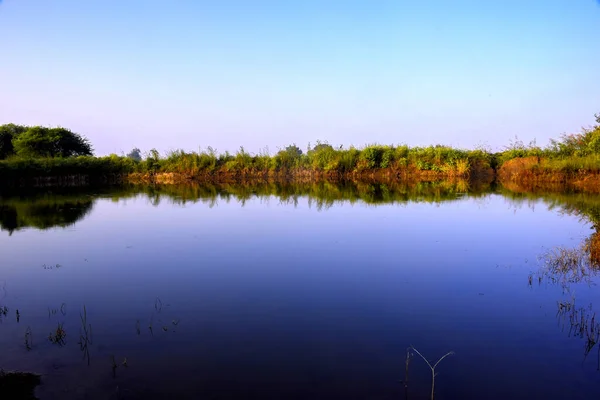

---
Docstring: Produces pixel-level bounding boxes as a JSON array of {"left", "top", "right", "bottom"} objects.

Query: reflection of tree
[
  {"left": 500, "top": 182, "right": 600, "bottom": 370},
  {"left": 555, "top": 293, "right": 599, "bottom": 369},
  {"left": 0, "top": 200, "right": 94, "bottom": 235},
  {"left": 532, "top": 235, "right": 600, "bottom": 370},
  {"left": 499, "top": 183, "right": 600, "bottom": 229},
  {"left": 124, "top": 179, "right": 493, "bottom": 209},
  {"left": 0, "top": 179, "right": 493, "bottom": 233}
]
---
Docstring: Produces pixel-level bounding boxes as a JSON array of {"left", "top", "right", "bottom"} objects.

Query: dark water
[{"left": 1, "top": 182, "right": 599, "bottom": 399}]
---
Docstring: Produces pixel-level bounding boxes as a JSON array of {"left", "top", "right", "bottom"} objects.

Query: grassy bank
[
  {"left": 497, "top": 155, "right": 600, "bottom": 192},
  {"left": 2, "top": 113, "right": 600, "bottom": 187},
  {"left": 496, "top": 113, "right": 600, "bottom": 188},
  {"left": 0, "top": 156, "right": 136, "bottom": 186},
  {"left": 0, "top": 144, "right": 494, "bottom": 186},
  {"left": 0, "top": 144, "right": 492, "bottom": 181}
]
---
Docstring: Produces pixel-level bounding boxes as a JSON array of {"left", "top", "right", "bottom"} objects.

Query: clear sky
[{"left": 0, "top": 0, "right": 599, "bottom": 156}]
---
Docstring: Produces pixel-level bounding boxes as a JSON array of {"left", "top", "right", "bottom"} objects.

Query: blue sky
[{"left": 0, "top": 0, "right": 599, "bottom": 156}]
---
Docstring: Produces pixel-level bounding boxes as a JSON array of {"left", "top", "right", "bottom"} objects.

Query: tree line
[{"left": 1, "top": 112, "right": 599, "bottom": 178}]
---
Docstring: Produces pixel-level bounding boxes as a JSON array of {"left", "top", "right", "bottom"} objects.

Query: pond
[{"left": 1, "top": 181, "right": 599, "bottom": 399}]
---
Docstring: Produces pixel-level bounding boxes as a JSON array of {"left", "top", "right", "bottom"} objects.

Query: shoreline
[{"left": 1, "top": 154, "right": 600, "bottom": 193}]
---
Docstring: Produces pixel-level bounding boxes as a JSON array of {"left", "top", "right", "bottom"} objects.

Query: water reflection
[
  {"left": 530, "top": 231, "right": 600, "bottom": 369},
  {"left": 510, "top": 183, "right": 600, "bottom": 369},
  {"left": 1, "top": 180, "right": 600, "bottom": 399},
  {"left": 1, "top": 180, "right": 493, "bottom": 232},
  {"left": 0, "top": 192, "right": 94, "bottom": 235},
  {"left": 3, "top": 179, "right": 600, "bottom": 236}
]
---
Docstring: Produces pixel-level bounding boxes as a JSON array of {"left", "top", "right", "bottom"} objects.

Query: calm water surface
[{"left": 1, "top": 183, "right": 599, "bottom": 399}]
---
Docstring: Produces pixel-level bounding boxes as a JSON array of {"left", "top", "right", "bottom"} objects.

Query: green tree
[
  {"left": 310, "top": 142, "right": 334, "bottom": 153},
  {"left": 145, "top": 148, "right": 161, "bottom": 173},
  {"left": 12, "top": 126, "right": 93, "bottom": 158},
  {"left": 0, "top": 124, "right": 28, "bottom": 159},
  {"left": 284, "top": 144, "right": 303, "bottom": 157},
  {"left": 126, "top": 147, "right": 142, "bottom": 161}
]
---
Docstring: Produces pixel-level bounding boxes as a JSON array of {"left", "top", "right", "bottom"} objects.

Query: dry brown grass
[{"left": 498, "top": 155, "right": 600, "bottom": 193}]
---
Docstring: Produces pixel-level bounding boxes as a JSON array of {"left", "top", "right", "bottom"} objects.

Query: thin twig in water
[
  {"left": 410, "top": 346, "right": 454, "bottom": 400},
  {"left": 401, "top": 347, "right": 412, "bottom": 400}
]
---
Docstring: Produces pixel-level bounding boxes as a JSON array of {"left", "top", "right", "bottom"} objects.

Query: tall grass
[
  {"left": 151, "top": 143, "right": 493, "bottom": 178},
  {"left": 0, "top": 143, "right": 494, "bottom": 183},
  {"left": 496, "top": 113, "right": 600, "bottom": 178},
  {"left": 1, "top": 112, "right": 599, "bottom": 184}
]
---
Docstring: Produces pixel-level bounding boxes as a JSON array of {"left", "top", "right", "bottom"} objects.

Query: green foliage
[
  {"left": 0, "top": 155, "right": 138, "bottom": 184},
  {"left": 0, "top": 124, "right": 28, "bottom": 159},
  {"left": 144, "top": 149, "right": 161, "bottom": 173},
  {"left": 496, "top": 112, "right": 600, "bottom": 170},
  {"left": 0, "top": 141, "right": 492, "bottom": 181},
  {"left": 309, "top": 142, "right": 334, "bottom": 153},
  {"left": 126, "top": 148, "right": 142, "bottom": 162},
  {"left": 359, "top": 146, "right": 384, "bottom": 169},
  {"left": 547, "top": 126, "right": 600, "bottom": 158},
  {"left": 307, "top": 142, "right": 338, "bottom": 171},
  {"left": 0, "top": 130, "right": 14, "bottom": 160},
  {"left": 284, "top": 144, "right": 302, "bottom": 157},
  {"left": 2, "top": 112, "right": 599, "bottom": 180},
  {"left": 9, "top": 126, "right": 92, "bottom": 158},
  {"left": 540, "top": 154, "right": 600, "bottom": 173}
]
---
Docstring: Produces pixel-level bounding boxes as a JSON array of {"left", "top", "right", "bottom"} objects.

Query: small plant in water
[
  {"left": 111, "top": 355, "right": 118, "bottom": 377},
  {"left": 538, "top": 241, "right": 600, "bottom": 368},
  {"left": 110, "top": 355, "right": 128, "bottom": 377},
  {"left": 49, "top": 322, "right": 66, "bottom": 346},
  {"left": 0, "top": 305, "right": 8, "bottom": 323},
  {"left": 78, "top": 305, "right": 93, "bottom": 365},
  {"left": 24, "top": 326, "right": 33, "bottom": 350}
]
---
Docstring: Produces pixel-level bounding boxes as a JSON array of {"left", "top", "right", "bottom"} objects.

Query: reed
[
  {"left": 24, "top": 326, "right": 32, "bottom": 351},
  {"left": 536, "top": 239, "right": 600, "bottom": 368},
  {"left": 0, "top": 143, "right": 494, "bottom": 184},
  {"left": 78, "top": 305, "right": 93, "bottom": 366}
]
